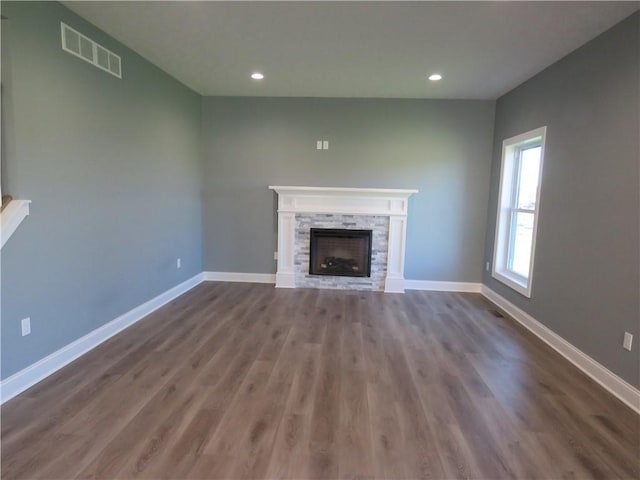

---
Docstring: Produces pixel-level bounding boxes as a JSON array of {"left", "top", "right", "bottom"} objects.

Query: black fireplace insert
[{"left": 309, "top": 228, "right": 372, "bottom": 277}]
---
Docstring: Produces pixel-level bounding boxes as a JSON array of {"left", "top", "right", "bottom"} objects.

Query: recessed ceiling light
[
  {"left": 251, "top": 72, "right": 264, "bottom": 80},
  {"left": 428, "top": 73, "right": 442, "bottom": 81}
]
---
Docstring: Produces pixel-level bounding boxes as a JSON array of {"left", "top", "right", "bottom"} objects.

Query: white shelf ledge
[
  {"left": 269, "top": 185, "right": 419, "bottom": 196},
  {"left": 1, "top": 200, "right": 32, "bottom": 249},
  {"left": 268, "top": 185, "right": 418, "bottom": 216}
]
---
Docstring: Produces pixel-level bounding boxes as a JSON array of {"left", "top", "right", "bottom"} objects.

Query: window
[{"left": 492, "top": 126, "right": 546, "bottom": 297}]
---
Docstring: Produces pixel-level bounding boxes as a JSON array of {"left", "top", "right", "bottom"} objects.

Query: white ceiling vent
[{"left": 61, "top": 22, "right": 121, "bottom": 79}]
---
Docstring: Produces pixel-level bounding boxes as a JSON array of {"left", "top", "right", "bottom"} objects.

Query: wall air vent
[{"left": 61, "top": 22, "right": 121, "bottom": 79}]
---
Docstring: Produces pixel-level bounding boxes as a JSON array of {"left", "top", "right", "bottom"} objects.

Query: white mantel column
[
  {"left": 275, "top": 212, "right": 296, "bottom": 288},
  {"left": 384, "top": 215, "right": 408, "bottom": 293}
]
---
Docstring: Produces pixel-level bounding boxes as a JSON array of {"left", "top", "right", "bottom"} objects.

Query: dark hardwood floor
[{"left": 1, "top": 282, "right": 638, "bottom": 479}]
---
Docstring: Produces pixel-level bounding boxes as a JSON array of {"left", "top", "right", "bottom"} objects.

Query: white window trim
[{"left": 492, "top": 126, "right": 546, "bottom": 298}]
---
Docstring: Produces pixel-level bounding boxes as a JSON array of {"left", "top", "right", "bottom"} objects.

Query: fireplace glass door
[{"left": 309, "top": 228, "right": 372, "bottom": 277}]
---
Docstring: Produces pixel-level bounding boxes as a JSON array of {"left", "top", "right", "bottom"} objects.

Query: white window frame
[{"left": 492, "top": 126, "right": 546, "bottom": 297}]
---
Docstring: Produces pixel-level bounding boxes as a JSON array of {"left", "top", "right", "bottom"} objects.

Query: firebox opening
[{"left": 309, "top": 228, "right": 373, "bottom": 277}]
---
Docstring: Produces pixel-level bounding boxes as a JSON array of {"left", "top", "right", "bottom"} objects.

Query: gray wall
[
  {"left": 201, "top": 97, "right": 495, "bottom": 281},
  {"left": 1, "top": 2, "right": 203, "bottom": 379},
  {"left": 483, "top": 13, "right": 639, "bottom": 387}
]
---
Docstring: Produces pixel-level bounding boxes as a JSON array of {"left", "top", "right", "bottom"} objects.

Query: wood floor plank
[
  {"left": 381, "top": 320, "right": 447, "bottom": 479},
  {"left": 367, "top": 382, "right": 407, "bottom": 479},
  {"left": 1, "top": 285, "right": 638, "bottom": 480},
  {"left": 228, "top": 320, "right": 314, "bottom": 479},
  {"left": 305, "top": 314, "right": 342, "bottom": 478},
  {"left": 265, "top": 412, "right": 308, "bottom": 480},
  {"left": 338, "top": 321, "right": 374, "bottom": 480},
  {"left": 286, "top": 344, "right": 321, "bottom": 416}
]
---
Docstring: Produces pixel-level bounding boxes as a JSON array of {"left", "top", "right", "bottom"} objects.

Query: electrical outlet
[
  {"left": 485, "top": 262, "right": 490, "bottom": 271},
  {"left": 273, "top": 251, "right": 278, "bottom": 261},
  {"left": 323, "top": 140, "right": 329, "bottom": 150},
  {"left": 623, "top": 332, "right": 633, "bottom": 351},
  {"left": 177, "top": 258, "right": 181, "bottom": 269},
  {"left": 316, "top": 140, "right": 322, "bottom": 150},
  {"left": 21, "top": 317, "right": 31, "bottom": 336}
]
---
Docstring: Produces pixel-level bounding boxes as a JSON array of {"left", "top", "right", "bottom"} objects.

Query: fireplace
[
  {"left": 309, "top": 228, "right": 372, "bottom": 277},
  {"left": 269, "top": 186, "right": 418, "bottom": 292}
]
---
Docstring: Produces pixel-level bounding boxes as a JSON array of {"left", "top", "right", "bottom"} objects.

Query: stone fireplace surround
[
  {"left": 269, "top": 186, "right": 418, "bottom": 293},
  {"left": 296, "top": 214, "right": 388, "bottom": 291}
]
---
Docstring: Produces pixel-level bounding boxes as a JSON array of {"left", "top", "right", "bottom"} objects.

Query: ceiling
[{"left": 62, "top": 1, "right": 639, "bottom": 99}]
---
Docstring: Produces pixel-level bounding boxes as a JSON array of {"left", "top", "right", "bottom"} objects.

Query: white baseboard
[
  {"left": 481, "top": 285, "right": 640, "bottom": 414},
  {"left": 0, "top": 273, "right": 204, "bottom": 404},
  {"left": 203, "top": 271, "right": 276, "bottom": 284},
  {"left": 405, "top": 280, "right": 482, "bottom": 293},
  {"left": 205, "top": 273, "right": 483, "bottom": 295},
  {"left": 203, "top": 273, "right": 482, "bottom": 293}
]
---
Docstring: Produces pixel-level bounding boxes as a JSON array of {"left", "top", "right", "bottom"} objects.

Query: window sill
[{"left": 492, "top": 269, "right": 532, "bottom": 298}]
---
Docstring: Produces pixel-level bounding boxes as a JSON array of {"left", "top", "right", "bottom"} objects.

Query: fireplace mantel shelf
[
  {"left": 268, "top": 186, "right": 418, "bottom": 217},
  {"left": 270, "top": 186, "right": 418, "bottom": 293},
  {"left": 269, "top": 186, "right": 419, "bottom": 196}
]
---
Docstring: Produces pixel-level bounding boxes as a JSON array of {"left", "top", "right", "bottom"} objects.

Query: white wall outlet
[
  {"left": 176, "top": 258, "right": 181, "bottom": 269},
  {"left": 623, "top": 332, "right": 633, "bottom": 351},
  {"left": 316, "top": 140, "right": 323, "bottom": 150},
  {"left": 485, "top": 261, "right": 490, "bottom": 271},
  {"left": 273, "top": 251, "right": 278, "bottom": 260},
  {"left": 323, "top": 140, "right": 329, "bottom": 150},
  {"left": 21, "top": 317, "right": 31, "bottom": 336}
]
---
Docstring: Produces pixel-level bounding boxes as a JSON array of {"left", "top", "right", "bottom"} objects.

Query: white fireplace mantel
[{"left": 269, "top": 186, "right": 418, "bottom": 293}]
